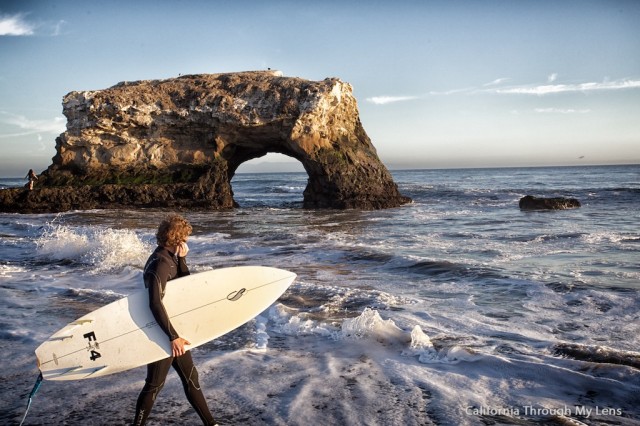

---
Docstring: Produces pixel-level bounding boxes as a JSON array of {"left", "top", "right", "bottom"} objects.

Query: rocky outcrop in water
[
  {"left": 519, "top": 195, "right": 581, "bottom": 210},
  {"left": 552, "top": 343, "right": 640, "bottom": 369},
  {"left": 0, "top": 71, "right": 411, "bottom": 213}
]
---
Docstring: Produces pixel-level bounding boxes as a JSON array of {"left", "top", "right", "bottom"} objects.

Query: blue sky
[{"left": 1, "top": 0, "right": 639, "bottom": 177}]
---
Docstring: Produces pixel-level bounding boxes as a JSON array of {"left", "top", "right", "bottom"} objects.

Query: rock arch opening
[{"left": 231, "top": 153, "right": 306, "bottom": 208}]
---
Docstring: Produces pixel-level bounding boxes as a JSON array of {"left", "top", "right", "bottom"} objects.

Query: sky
[{"left": 1, "top": 0, "right": 639, "bottom": 177}]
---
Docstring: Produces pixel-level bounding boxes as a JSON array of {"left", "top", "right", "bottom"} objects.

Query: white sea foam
[
  {"left": 581, "top": 231, "right": 628, "bottom": 245},
  {"left": 64, "top": 287, "right": 126, "bottom": 301},
  {"left": 400, "top": 325, "right": 482, "bottom": 364},
  {"left": 254, "top": 314, "right": 270, "bottom": 350},
  {"left": 0, "top": 264, "right": 26, "bottom": 276},
  {"left": 35, "top": 224, "right": 151, "bottom": 272},
  {"left": 267, "top": 303, "right": 336, "bottom": 337},
  {"left": 337, "top": 308, "right": 406, "bottom": 342}
]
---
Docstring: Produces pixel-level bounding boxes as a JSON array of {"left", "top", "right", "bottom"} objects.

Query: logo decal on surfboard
[{"left": 227, "top": 288, "right": 246, "bottom": 301}]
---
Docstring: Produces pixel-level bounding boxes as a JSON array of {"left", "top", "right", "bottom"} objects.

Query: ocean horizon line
[{"left": 1, "top": 162, "right": 638, "bottom": 180}]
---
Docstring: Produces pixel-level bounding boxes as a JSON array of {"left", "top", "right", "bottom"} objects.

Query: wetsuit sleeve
[
  {"left": 177, "top": 256, "right": 190, "bottom": 277},
  {"left": 145, "top": 262, "right": 180, "bottom": 342}
]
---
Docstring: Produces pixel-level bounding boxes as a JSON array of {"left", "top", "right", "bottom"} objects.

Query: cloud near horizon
[
  {"left": 483, "top": 78, "right": 511, "bottom": 87},
  {"left": 491, "top": 79, "right": 640, "bottom": 95},
  {"left": 534, "top": 108, "right": 591, "bottom": 114},
  {"left": 0, "top": 112, "right": 66, "bottom": 138},
  {"left": 366, "top": 95, "right": 420, "bottom": 105},
  {"left": 0, "top": 13, "right": 34, "bottom": 36},
  {"left": 367, "top": 78, "right": 640, "bottom": 105}
]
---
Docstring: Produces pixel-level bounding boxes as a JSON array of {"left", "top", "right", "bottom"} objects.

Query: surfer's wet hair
[{"left": 156, "top": 214, "right": 192, "bottom": 247}]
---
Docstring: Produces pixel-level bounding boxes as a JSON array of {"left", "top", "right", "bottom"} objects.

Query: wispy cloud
[
  {"left": 428, "top": 87, "right": 477, "bottom": 96},
  {"left": 534, "top": 108, "right": 591, "bottom": 114},
  {"left": 483, "top": 78, "right": 511, "bottom": 87},
  {"left": 0, "top": 13, "right": 67, "bottom": 36},
  {"left": 491, "top": 79, "right": 640, "bottom": 95},
  {"left": 366, "top": 95, "right": 420, "bottom": 105},
  {"left": 366, "top": 77, "right": 640, "bottom": 106},
  {"left": 0, "top": 112, "right": 66, "bottom": 138},
  {"left": 51, "top": 19, "right": 67, "bottom": 36},
  {"left": 0, "top": 13, "right": 35, "bottom": 36}
]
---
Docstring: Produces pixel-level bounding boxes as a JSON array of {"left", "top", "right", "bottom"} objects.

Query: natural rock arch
[
  {"left": 231, "top": 154, "right": 306, "bottom": 206},
  {"left": 0, "top": 71, "right": 411, "bottom": 213}
]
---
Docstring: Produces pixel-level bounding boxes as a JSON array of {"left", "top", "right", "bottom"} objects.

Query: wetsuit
[{"left": 133, "top": 246, "right": 216, "bottom": 426}]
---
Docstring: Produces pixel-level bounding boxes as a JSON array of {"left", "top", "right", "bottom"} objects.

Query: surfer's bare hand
[
  {"left": 171, "top": 337, "right": 191, "bottom": 357},
  {"left": 176, "top": 242, "right": 189, "bottom": 257}
]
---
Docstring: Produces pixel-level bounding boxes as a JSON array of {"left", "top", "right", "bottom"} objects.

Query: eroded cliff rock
[{"left": 1, "top": 71, "right": 411, "bottom": 213}]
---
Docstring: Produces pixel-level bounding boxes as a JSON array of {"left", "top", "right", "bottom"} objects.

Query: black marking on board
[
  {"left": 83, "top": 331, "right": 101, "bottom": 361},
  {"left": 227, "top": 288, "right": 246, "bottom": 302}
]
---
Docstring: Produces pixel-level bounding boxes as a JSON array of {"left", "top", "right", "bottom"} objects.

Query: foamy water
[{"left": 1, "top": 165, "right": 639, "bottom": 425}]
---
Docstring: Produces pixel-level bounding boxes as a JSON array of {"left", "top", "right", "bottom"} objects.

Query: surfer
[
  {"left": 25, "top": 169, "right": 38, "bottom": 190},
  {"left": 133, "top": 214, "right": 218, "bottom": 426}
]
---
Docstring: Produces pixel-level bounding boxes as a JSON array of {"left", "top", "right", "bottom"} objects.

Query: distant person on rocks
[
  {"left": 25, "top": 169, "right": 38, "bottom": 190},
  {"left": 133, "top": 214, "right": 218, "bottom": 426}
]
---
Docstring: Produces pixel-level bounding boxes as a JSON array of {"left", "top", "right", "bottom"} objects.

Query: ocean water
[
  {"left": 0, "top": 177, "right": 29, "bottom": 190},
  {"left": 1, "top": 165, "right": 639, "bottom": 426}
]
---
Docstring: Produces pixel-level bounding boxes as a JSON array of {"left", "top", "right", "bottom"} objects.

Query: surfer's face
[{"left": 175, "top": 241, "right": 189, "bottom": 257}]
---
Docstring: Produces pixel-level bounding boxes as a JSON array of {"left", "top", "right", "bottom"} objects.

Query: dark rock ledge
[{"left": 519, "top": 195, "right": 581, "bottom": 210}]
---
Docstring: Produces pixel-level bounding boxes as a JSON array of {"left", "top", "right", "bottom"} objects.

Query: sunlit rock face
[{"left": 1, "top": 71, "right": 411, "bottom": 213}]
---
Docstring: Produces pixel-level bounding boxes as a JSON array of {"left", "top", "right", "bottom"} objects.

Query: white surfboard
[{"left": 35, "top": 266, "right": 296, "bottom": 381}]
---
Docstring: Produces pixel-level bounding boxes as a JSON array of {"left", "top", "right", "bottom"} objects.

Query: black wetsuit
[{"left": 133, "top": 247, "right": 216, "bottom": 426}]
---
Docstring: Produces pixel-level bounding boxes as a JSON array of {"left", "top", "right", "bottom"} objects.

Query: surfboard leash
[{"left": 19, "top": 372, "right": 43, "bottom": 426}]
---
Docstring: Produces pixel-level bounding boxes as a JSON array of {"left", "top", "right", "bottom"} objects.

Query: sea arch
[
  {"left": 25, "top": 72, "right": 411, "bottom": 212},
  {"left": 209, "top": 122, "right": 403, "bottom": 209}
]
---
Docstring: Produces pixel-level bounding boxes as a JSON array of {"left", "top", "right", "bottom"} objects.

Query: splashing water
[{"left": 35, "top": 224, "right": 151, "bottom": 273}]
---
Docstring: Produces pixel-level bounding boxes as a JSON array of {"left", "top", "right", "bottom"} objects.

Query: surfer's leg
[
  {"left": 173, "top": 352, "right": 217, "bottom": 425},
  {"left": 133, "top": 357, "right": 173, "bottom": 426}
]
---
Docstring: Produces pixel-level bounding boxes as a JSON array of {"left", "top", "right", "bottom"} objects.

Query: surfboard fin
[
  {"left": 59, "top": 365, "right": 84, "bottom": 376},
  {"left": 49, "top": 335, "right": 74, "bottom": 341},
  {"left": 56, "top": 365, "right": 108, "bottom": 377},
  {"left": 87, "top": 365, "right": 108, "bottom": 376},
  {"left": 49, "top": 320, "right": 92, "bottom": 340}
]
